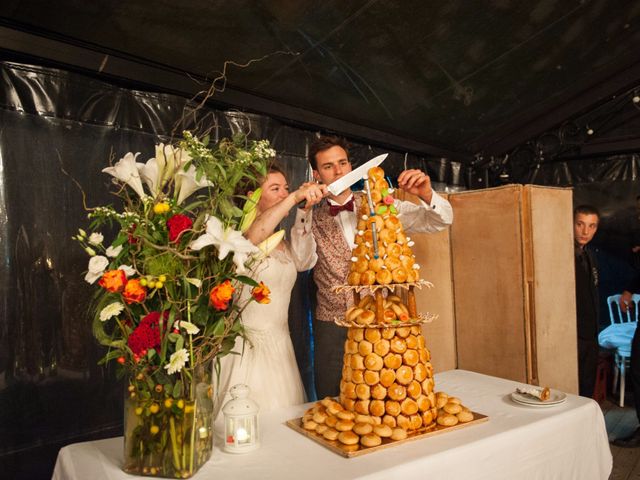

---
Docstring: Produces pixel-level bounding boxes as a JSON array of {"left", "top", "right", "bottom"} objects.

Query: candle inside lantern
[{"left": 222, "top": 384, "right": 260, "bottom": 453}]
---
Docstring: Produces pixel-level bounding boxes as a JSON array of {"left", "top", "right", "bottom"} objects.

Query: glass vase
[{"left": 123, "top": 360, "right": 214, "bottom": 478}]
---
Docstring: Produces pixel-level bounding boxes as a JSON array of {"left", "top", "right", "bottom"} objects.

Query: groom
[{"left": 290, "top": 135, "right": 453, "bottom": 399}]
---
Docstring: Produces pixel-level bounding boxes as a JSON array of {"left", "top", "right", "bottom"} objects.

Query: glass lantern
[{"left": 222, "top": 384, "right": 260, "bottom": 453}]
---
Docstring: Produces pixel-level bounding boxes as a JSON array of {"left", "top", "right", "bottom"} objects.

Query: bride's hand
[{"left": 293, "top": 182, "right": 327, "bottom": 210}]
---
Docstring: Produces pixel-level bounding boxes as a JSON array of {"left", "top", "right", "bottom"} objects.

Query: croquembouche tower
[
  {"left": 300, "top": 165, "right": 474, "bottom": 451},
  {"left": 338, "top": 165, "right": 440, "bottom": 433}
]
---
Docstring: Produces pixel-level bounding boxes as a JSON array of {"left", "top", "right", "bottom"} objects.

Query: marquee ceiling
[{"left": 1, "top": 0, "right": 640, "bottom": 161}]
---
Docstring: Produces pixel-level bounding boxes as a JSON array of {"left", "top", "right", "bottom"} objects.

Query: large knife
[{"left": 327, "top": 153, "right": 388, "bottom": 196}]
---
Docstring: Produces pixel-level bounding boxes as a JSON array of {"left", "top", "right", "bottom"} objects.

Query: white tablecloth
[{"left": 52, "top": 369, "right": 612, "bottom": 480}]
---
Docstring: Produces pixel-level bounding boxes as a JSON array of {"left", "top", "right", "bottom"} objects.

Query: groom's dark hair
[{"left": 308, "top": 135, "right": 350, "bottom": 170}]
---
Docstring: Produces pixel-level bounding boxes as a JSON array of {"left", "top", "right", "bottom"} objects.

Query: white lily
[
  {"left": 239, "top": 206, "right": 257, "bottom": 233},
  {"left": 154, "top": 143, "right": 192, "bottom": 188},
  {"left": 189, "top": 215, "right": 259, "bottom": 274},
  {"left": 239, "top": 188, "right": 261, "bottom": 232},
  {"left": 254, "top": 230, "right": 285, "bottom": 260},
  {"left": 175, "top": 164, "right": 214, "bottom": 205},
  {"left": 137, "top": 157, "right": 163, "bottom": 198},
  {"left": 102, "top": 152, "right": 146, "bottom": 199}
]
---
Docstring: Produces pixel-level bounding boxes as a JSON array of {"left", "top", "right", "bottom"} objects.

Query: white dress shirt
[{"left": 290, "top": 191, "right": 453, "bottom": 270}]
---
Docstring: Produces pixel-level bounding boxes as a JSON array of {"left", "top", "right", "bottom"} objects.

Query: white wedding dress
[{"left": 214, "top": 244, "right": 306, "bottom": 425}]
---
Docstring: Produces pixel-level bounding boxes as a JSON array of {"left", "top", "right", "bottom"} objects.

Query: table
[{"left": 52, "top": 369, "right": 612, "bottom": 480}]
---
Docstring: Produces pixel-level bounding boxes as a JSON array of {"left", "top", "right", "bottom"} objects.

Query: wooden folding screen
[{"left": 406, "top": 185, "right": 578, "bottom": 393}]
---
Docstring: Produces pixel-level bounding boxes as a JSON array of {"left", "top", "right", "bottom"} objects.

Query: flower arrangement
[{"left": 76, "top": 131, "right": 279, "bottom": 478}]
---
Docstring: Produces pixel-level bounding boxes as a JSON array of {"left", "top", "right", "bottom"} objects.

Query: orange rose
[
  {"left": 122, "top": 278, "right": 147, "bottom": 304},
  {"left": 98, "top": 269, "right": 127, "bottom": 293},
  {"left": 209, "top": 280, "right": 235, "bottom": 311},
  {"left": 251, "top": 282, "right": 271, "bottom": 304}
]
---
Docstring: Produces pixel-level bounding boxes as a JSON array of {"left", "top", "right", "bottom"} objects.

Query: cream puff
[
  {"left": 369, "top": 399, "right": 386, "bottom": 418},
  {"left": 391, "top": 267, "right": 407, "bottom": 283},
  {"left": 373, "top": 339, "right": 390, "bottom": 356},
  {"left": 395, "top": 365, "right": 414, "bottom": 385},
  {"left": 403, "top": 349, "right": 419, "bottom": 366},
  {"left": 371, "top": 383, "right": 387, "bottom": 400},
  {"left": 353, "top": 422, "right": 373, "bottom": 435},
  {"left": 358, "top": 340, "right": 373, "bottom": 356},
  {"left": 413, "top": 363, "right": 427, "bottom": 382},
  {"left": 360, "top": 433, "right": 382, "bottom": 447},
  {"left": 355, "top": 383, "right": 371, "bottom": 401},
  {"left": 364, "top": 370, "right": 380, "bottom": 386},
  {"left": 385, "top": 400, "right": 401, "bottom": 417},
  {"left": 401, "top": 398, "right": 419, "bottom": 416},
  {"left": 381, "top": 327, "right": 396, "bottom": 339},
  {"left": 364, "top": 328, "right": 381, "bottom": 343},
  {"left": 406, "top": 380, "right": 422, "bottom": 399},
  {"left": 364, "top": 353, "right": 384, "bottom": 371},
  {"left": 354, "top": 400, "right": 370, "bottom": 415},
  {"left": 387, "top": 383, "right": 407, "bottom": 401},
  {"left": 379, "top": 368, "right": 396, "bottom": 388},
  {"left": 360, "top": 270, "right": 376, "bottom": 285},
  {"left": 375, "top": 269, "right": 392, "bottom": 285},
  {"left": 383, "top": 352, "right": 402, "bottom": 369},
  {"left": 338, "top": 430, "right": 359, "bottom": 445},
  {"left": 409, "top": 413, "right": 423, "bottom": 431},
  {"left": 356, "top": 310, "right": 376, "bottom": 326},
  {"left": 382, "top": 415, "right": 397, "bottom": 428},
  {"left": 390, "top": 338, "right": 407, "bottom": 354}
]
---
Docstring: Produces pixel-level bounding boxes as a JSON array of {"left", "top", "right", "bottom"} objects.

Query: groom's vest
[{"left": 311, "top": 194, "right": 364, "bottom": 322}]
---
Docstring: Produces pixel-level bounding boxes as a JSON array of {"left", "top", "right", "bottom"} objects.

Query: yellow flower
[
  {"left": 153, "top": 202, "right": 170, "bottom": 214},
  {"left": 149, "top": 403, "right": 160, "bottom": 414},
  {"left": 150, "top": 425, "right": 159, "bottom": 435},
  {"left": 164, "top": 398, "right": 173, "bottom": 408}
]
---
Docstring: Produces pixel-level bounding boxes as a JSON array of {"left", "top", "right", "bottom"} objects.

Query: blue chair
[{"left": 598, "top": 294, "right": 640, "bottom": 406}]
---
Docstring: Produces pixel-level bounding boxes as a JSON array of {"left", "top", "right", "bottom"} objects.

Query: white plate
[{"left": 511, "top": 390, "right": 567, "bottom": 407}]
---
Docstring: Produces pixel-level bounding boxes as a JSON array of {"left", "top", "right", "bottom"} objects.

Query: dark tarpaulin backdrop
[
  {"left": 0, "top": 61, "right": 466, "bottom": 479},
  {"left": 2, "top": 0, "right": 640, "bottom": 156}
]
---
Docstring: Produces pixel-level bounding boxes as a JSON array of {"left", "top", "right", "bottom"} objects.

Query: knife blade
[{"left": 326, "top": 153, "right": 388, "bottom": 196}]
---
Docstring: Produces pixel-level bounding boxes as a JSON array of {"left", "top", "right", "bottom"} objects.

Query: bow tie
[{"left": 329, "top": 198, "right": 354, "bottom": 216}]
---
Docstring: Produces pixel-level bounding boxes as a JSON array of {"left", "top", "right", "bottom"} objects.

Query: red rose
[{"left": 167, "top": 214, "right": 193, "bottom": 242}]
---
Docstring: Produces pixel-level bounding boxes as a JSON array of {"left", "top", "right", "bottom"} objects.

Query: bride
[{"left": 214, "top": 165, "right": 326, "bottom": 418}]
